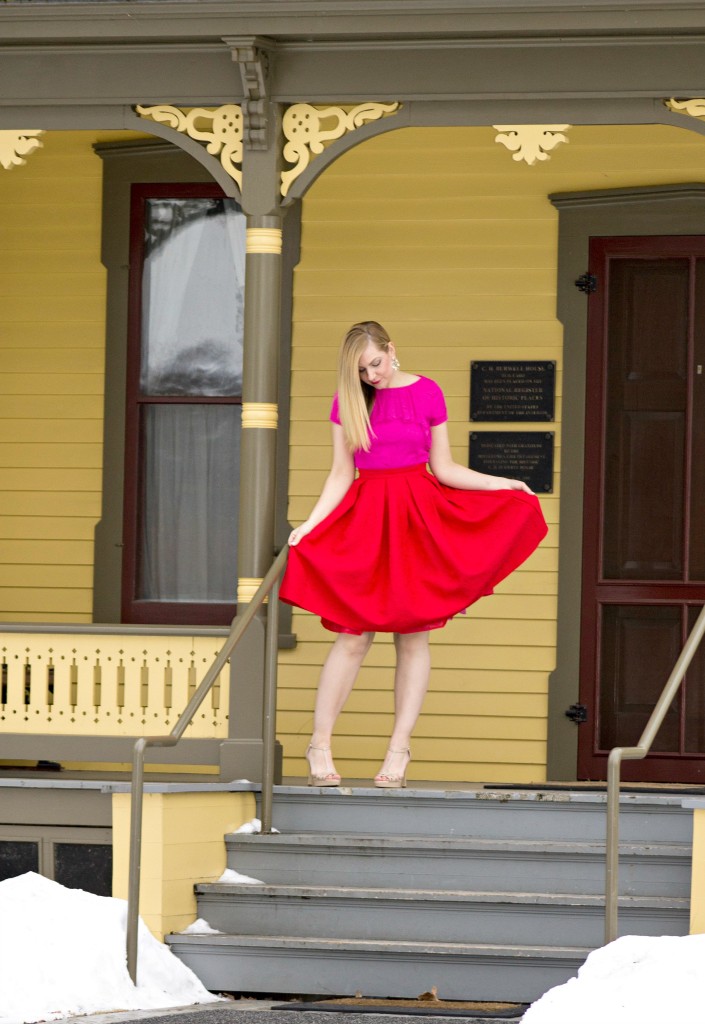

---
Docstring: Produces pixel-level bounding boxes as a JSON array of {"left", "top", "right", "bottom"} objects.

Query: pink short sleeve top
[{"left": 330, "top": 375, "right": 448, "bottom": 470}]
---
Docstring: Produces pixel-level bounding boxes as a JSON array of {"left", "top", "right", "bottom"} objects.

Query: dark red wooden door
[{"left": 578, "top": 236, "right": 705, "bottom": 782}]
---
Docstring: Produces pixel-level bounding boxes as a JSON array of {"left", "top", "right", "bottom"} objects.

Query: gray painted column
[{"left": 222, "top": 110, "right": 286, "bottom": 781}]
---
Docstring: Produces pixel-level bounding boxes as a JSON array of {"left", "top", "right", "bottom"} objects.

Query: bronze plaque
[
  {"left": 470, "top": 361, "right": 555, "bottom": 421},
  {"left": 469, "top": 431, "right": 554, "bottom": 493}
]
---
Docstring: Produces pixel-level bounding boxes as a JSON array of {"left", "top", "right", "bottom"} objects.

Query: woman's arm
[
  {"left": 288, "top": 424, "right": 356, "bottom": 545},
  {"left": 428, "top": 422, "right": 533, "bottom": 493}
]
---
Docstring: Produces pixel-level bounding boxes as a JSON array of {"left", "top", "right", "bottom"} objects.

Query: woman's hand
[
  {"left": 288, "top": 521, "right": 314, "bottom": 547},
  {"left": 488, "top": 476, "right": 535, "bottom": 495}
]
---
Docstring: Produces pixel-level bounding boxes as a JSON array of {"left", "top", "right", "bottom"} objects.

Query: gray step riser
[
  {"left": 166, "top": 939, "right": 584, "bottom": 1003},
  {"left": 227, "top": 843, "right": 691, "bottom": 897},
  {"left": 267, "top": 793, "right": 693, "bottom": 844},
  {"left": 195, "top": 891, "right": 688, "bottom": 947}
]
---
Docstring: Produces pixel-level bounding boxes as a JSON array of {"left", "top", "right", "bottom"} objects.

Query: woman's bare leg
[
  {"left": 308, "top": 631, "right": 375, "bottom": 778},
  {"left": 375, "top": 630, "right": 431, "bottom": 784}
]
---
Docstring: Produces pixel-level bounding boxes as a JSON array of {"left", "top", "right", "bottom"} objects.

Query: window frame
[{"left": 121, "top": 182, "right": 243, "bottom": 626}]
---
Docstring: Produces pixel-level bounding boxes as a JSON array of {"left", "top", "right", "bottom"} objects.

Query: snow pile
[
  {"left": 218, "top": 867, "right": 264, "bottom": 884},
  {"left": 233, "top": 818, "right": 279, "bottom": 834},
  {"left": 179, "top": 917, "right": 223, "bottom": 936},
  {"left": 523, "top": 934, "right": 705, "bottom": 1024},
  {"left": 0, "top": 872, "right": 221, "bottom": 1024}
]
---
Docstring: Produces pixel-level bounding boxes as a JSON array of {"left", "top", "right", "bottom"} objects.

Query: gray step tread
[
  {"left": 196, "top": 881, "right": 688, "bottom": 909},
  {"left": 167, "top": 932, "right": 591, "bottom": 959},
  {"left": 227, "top": 832, "right": 690, "bottom": 857}
]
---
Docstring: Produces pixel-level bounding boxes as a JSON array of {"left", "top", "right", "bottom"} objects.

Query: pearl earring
[{"left": 391, "top": 356, "right": 400, "bottom": 371}]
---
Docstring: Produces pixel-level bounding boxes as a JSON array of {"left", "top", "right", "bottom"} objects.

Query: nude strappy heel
[
  {"left": 374, "top": 747, "right": 411, "bottom": 789},
  {"left": 306, "top": 743, "right": 341, "bottom": 787}
]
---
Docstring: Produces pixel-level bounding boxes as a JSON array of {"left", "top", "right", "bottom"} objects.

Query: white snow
[
  {"left": 233, "top": 818, "right": 279, "bottom": 834},
  {"left": 178, "top": 917, "right": 223, "bottom": 936},
  {"left": 0, "top": 872, "right": 222, "bottom": 1024},
  {"left": 217, "top": 867, "right": 264, "bottom": 884},
  {"left": 522, "top": 933, "right": 705, "bottom": 1024}
]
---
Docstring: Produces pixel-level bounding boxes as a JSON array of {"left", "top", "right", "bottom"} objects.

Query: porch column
[
  {"left": 237, "top": 213, "right": 283, "bottom": 605},
  {"left": 221, "top": 103, "right": 286, "bottom": 781}
]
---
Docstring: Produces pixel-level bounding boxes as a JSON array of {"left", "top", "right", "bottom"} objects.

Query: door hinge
[
  {"left": 565, "top": 703, "right": 588, "bottom": 724},
  {"left": 575, "top": 273, "right": 597, "bottom": 294}
]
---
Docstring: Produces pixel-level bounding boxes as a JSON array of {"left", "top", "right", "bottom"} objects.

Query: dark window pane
[
  {"left": 602, "top": 260, "right": 688, "bottom": 581},
  {"left": 0, "top": 840, "right": 39, "bottom": 881},
  {"left": 54, "top": 843, "right": 112, "bottom": 897},
  {"left": 141, "top": 198, "right": 245, "bottom": 397},
  {"left": 138, "top": 404, "right": 241, "bottom": 601}
]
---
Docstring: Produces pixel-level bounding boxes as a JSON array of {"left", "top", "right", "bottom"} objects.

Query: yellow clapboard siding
[
  {"left": 0, "top": 588, "right": 93, "bottom": 614},
  {"left": 0, "top": 274, "right": 105, "bottom": 299},
  {"left": 0, "top": 396, "right": 103, "bottom": 419},
  {"left": 0, "top": 295, "right": 105, "bottom": 322},
  {"left": 0, "top": 323, "right": 104, "bottom": 349},
  {"left": 1, "top": 565, "right": 94, "bottom": 588},
  {"left": 0, "top": 132, "right": 109, "bottom": 623},
  {"left": 1, "top": 224, "right": 101, "bottom": 252},
  {"left": 0, "top": 375, "right": 103, "bottom": 396},
  {"left": 0, "top": 516, "right": 96, "bottom": 540},
  {"left": 295, "top": 268, "right": 556, "bottom": 296},
  {"left": 0, "top": 469, "right": 100, "bottom": 491},
  {"left": 0, "top": 540, "right": 93, "bottom": 565},
  {"left": 0, "top": 612, "right": 93, "bottom": 624},
  {"left": 0, "top": 420, "right": 103, "bottom": 444},
  {"left": 0, "top": 349, "right": 105, "bottom": 373},
  {"left": 0, "top": 444, "right": 102, "bottom": 469},
  {"left": 1, "top": 492, "right": 101, "bottom": 517},
  {"left": 293, "top": 295, "right": 557, "bottom": 322}
]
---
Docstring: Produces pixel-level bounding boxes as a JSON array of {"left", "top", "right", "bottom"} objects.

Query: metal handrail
[
  {"left": 125, "top": 546, "right": 288, "bottom": 982},
  {"left": 605, "top": 603, "right": 705, "bottom": 944}
]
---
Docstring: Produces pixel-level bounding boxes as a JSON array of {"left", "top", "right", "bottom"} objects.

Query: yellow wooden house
[{"left": 2, "top": 0, "right": 705, "bottom": 958}]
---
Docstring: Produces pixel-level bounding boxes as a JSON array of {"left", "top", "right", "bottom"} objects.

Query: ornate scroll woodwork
[
  {"left": 281, "top": 102, "right": 401, "bottom": 196},
  {"left": 0, "top": 130, "right": 45, "bottom": 170},
  {"left": 666, "top": 98, "right": 705, "bottom": 120},
  {"left": 493, "top": 124, "right": 571, "bottom": 165},
  {"left": 134, "top": 104, "right": 243, "bottom": 186},
  {"left": 225, "top": 36, "right": 275, "bottom": 151}
]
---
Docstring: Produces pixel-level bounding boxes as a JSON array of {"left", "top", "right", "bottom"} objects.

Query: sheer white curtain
[{"left": 138, "top": 200, "right": 245, "bottom": 603}]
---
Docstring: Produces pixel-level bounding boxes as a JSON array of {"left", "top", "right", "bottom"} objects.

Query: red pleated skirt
[{"left": 280, "top": 463, "right": 548, "bottom": 635}]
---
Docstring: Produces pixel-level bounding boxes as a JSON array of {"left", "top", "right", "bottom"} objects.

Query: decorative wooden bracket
[
  {"left": 281, "top": 102, "right": 401, "bottom": 196},
  {"left": 224, "top": 35, "right": 276, "bottom": 151},
  {"left": 493, "top": 124, "right": 571, "bottom": 165},
  {"left": 0, "top": 130, "right": 45, "bottom": 170},
  {"left": 134, "top": 104, "right": 243, "bottom": 186},
  {"left": 665, "top": 97, "right": 705, "bottom": 120}
]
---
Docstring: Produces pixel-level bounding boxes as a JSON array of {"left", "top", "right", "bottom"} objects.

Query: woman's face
[{"left": 358, "top": 341, "right": 397, "bottom": 389}]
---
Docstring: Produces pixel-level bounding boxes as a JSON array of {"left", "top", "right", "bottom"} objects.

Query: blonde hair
[{"left": 337, "top": 321, "right": 392, "bottom": 452}]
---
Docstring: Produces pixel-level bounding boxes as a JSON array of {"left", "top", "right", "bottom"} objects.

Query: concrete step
[
  {"left": 265, "top": 787, "right": 693, "bottom": 844},
  {"left": 165, "top": 932, "right": 590, "bottom": 1003},
  {"left": 226, "top": 832, "right": 691, "bottom": 897},
  {"left": 195, "top": 882, "right": 689, "bottom": 947}
]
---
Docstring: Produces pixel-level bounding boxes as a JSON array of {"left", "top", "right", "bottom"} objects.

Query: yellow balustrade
[{"left": 0, "top": 634, "right": 229, "bottom": 738}]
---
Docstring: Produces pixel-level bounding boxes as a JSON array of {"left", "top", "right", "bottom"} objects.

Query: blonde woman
[{"left": 280, "top": 322, "right": 547, "bottom": 789}]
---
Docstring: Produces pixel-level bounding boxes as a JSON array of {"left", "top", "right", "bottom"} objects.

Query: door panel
[{"left": 579, "top": 236, "right": 705, "bottom": 782}]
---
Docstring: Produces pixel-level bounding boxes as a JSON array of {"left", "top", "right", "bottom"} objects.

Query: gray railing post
[
  {"left": 125, "top": 547, "right": 288, "bottom": 982},
  {"left": 605, "top": 603, "right": 705, "bottom": 943}
]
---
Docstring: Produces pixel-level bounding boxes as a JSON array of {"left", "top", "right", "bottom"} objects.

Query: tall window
[{"left": 122, "top": 184, "right": 246, "bottom": 624}]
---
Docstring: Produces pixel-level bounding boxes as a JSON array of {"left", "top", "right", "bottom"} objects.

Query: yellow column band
[
  {"left": 237, "top": 577, "right": 268, "bottom": 604},
  {"left": 241, "top": 402, "right": 278, "bottom": 429},
  {"left": 245, "top": 227, "right": 283, "bottom": 254}
]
